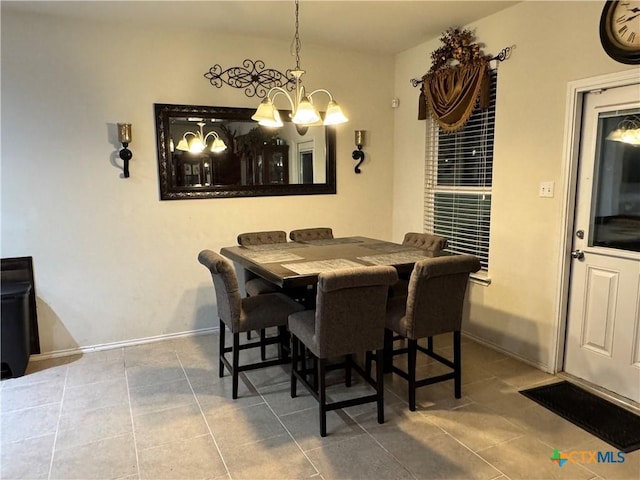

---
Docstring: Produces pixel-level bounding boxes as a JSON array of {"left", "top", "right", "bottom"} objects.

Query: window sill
[{"left": 470, "top": 271, "right": 491, "bottom": 286}]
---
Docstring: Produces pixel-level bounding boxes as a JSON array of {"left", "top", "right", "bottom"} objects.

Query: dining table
[
  {"left": 220, "top": 236, "right": 448, "bottom": 289},
  {"left": 220, "top": 236, "right": 450, "bottom": 372}
]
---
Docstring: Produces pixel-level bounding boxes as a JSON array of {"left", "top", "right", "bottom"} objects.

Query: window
[{"left": 424, "top": 69, "right": 496, "bottom": 271}]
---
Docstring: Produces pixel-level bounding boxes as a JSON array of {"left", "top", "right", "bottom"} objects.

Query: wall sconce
[
  {"left": 117, "top": 123, "right": 133, "bottom": 178},
  {"left": 352, "top": 130, "right": 366, "bottom": 174}
]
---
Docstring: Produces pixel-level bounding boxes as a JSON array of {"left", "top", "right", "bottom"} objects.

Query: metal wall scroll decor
[
  {"left": 409, "top": 45, "right": 512, "bottom": 88},
  {"left": 204, "top": 59, "right": 296, "bottom": 98}
]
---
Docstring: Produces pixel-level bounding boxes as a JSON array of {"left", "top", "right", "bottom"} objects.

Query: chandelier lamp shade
[
  {"left": 606, "top": 116, "right": 640, "bottom": 146},
  {"left": 176, "top": 122, "right": 227, "bottom": 154},
  {"left": 252, "top": 0, "right": 348, "bottom": 128}
]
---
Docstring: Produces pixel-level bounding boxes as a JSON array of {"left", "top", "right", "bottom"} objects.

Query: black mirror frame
[{"left": 154, "top": 103, "right": 337, "bottom": 200}]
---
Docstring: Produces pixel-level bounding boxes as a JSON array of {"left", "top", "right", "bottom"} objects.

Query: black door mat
[{"left": 520, "top": 381, "right": 640, "bottom": 453}]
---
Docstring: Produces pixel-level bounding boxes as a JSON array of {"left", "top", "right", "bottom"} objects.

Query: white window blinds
[{"left": 424, "top": 69, "right": 497, "bottom": 270}]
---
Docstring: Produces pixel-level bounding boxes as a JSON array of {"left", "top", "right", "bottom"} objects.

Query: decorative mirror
[{"left": 154, "top": 104, "right": 336, "bottom": 200}]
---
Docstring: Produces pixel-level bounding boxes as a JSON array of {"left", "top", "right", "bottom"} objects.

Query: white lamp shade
[
  {"left": 607, "top": 127, "right": 640, "bottom": 145},
  {"left": 252, "top": 98, "right": 280, "bottom": 124},
  {"left": 259, "top": 107, "right": 284, "bottom": 128},
  {"left": 323, "top": 100, "right": 348, "bottom": 125},
  {"left": 211, "top": 137, "right": 227, "bottom": 153},
  {"left": 176, "top": 138, "right": 190, "bottom": 151},
  {"left": 292, "top": 96, "right": 321, "bottom": 125},
  {"left": 189, "top": 138, "right": 205, "bottom": 153}
]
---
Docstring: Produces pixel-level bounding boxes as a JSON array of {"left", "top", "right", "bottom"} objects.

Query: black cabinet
[
  {"left": 1, "top": 282, "right": 32, "bottom": 378},
  {"left": 254, "top": 145, "right": 289, "bottom": 185}
]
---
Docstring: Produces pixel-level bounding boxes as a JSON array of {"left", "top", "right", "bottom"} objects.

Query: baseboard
[
  {"left": 29, "top": 327, "right": 221, "bottom": 361},
  {"left": 462, "top": 331, "right": 551, "bottom": 373}
]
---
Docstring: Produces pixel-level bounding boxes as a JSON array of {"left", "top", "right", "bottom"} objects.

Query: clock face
[
  {"left": 600, "top": 1, "right": 640, "bottom": 63},
  {"left": 611, "top": 0, "right": 640, "bottom": 47}
]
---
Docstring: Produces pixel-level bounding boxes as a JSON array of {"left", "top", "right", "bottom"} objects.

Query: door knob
[{"left": 571, "top": 250, "right": 585, "bottom": 260}]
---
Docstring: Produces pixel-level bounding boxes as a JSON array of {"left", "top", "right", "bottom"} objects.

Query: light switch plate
[{"left": 539, "top": 181, "right": 554, "bottom": 198}]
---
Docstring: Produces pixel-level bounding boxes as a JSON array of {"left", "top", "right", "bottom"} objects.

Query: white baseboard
[
  {"left": 462, "top": 331, "right": 551, "bottom": 373},
  {"left": 29, "top": 327, "right": 221, "bottom": 361}
]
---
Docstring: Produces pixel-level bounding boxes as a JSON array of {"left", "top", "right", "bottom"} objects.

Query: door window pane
[{"left": 591, "top": 110, "right": 640, "bottom": 252}]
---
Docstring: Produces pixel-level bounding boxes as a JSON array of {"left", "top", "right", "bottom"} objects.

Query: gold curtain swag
[{"left": 419, "top": 59, "right": 490, "bottom": 132}]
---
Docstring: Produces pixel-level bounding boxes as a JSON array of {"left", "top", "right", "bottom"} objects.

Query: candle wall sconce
[
  {"left": 352, "top": 130, "right": 366, "bottom": 174},
  {"left": 117, "top": 123, "right": 133, "bottom": 178}
]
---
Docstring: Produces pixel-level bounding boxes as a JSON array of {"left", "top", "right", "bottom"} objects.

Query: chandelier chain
[{"left": 291, "top": 0, "right": 302, "bottom": 70}]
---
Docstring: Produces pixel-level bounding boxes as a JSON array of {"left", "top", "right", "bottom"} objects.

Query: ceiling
[{"left": 3, "top": 1, "right": 519, "bottom": 55}]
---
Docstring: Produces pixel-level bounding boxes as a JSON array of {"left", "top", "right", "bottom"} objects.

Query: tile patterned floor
[{"left": 1, "top": 332, "right": 638, "bottom": 480}]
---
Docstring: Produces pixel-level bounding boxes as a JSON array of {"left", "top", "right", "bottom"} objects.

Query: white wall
[
  {"left": 1, "top": 10, "right": 395, "bottom": 354},
  {"left": 392, "top": 1, "right": 639, "bottom": 370}
]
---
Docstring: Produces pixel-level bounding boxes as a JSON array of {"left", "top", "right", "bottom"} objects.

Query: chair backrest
[
  {"left": 405, "top": 255, "right": 480, "bottom": 338},
  {"left": 237, "top": 230, "right": 287, "bottom": 246},
  {"left": 402, "top": 232, "right": 448, "bottom": 251},
  {"left": 289, "top": 227, "right": 334, "bottom": 242},
  {"left": 313, "top": 266, "right": 398, "bottom": 358},
  {"left": 198, "top": 250, "right": 242, "bottom": 330}
]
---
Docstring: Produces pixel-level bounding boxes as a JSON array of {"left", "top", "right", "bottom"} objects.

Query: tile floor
[{"left": 1, "top": 332, "right": 638, "bottom": 480}]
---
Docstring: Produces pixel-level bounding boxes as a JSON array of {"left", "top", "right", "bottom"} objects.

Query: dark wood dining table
[
  {"left": 221, "top": 236, "right": 449, "bottom": 372},
  {"left": 220, "top": 236, "right": 447, "bottom": 288}
]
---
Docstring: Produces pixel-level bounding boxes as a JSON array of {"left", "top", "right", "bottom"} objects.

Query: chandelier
[
  {"left": 176, "top": 121, "right": 227, "bottom": 153},
  {"left": 606, "top": 115, "right": 640, "bottom": 146},
  {"left": 252, "top": 0, "right": 348, "bottom": 128}
]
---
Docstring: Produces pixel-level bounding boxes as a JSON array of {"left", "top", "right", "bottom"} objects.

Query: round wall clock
[{"left": 600, "top": 0, "right": 640, "bottom": 64}]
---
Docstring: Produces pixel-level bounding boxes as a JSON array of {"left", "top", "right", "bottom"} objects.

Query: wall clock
[{"left": 600, "top": 0, "right": 640, "bottom": 64}]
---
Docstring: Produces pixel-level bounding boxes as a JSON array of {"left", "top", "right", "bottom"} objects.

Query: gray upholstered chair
[
  {"left": 370, "top": 254, "right": 480, "bottom": 411},
  {"left": 391, "top": 232, "right": 449, "bottom": 298},
  {"left": 289, "top": 265, "right": 398, "bottom": 436},
  {"left": 402, "top": 232, "right": 448, "bottom": 251},
  {"left": 289, "top": 227, "right": 334, "bottom": 242},
  {"left": 237, "top": 230, "right": 287, "bottom": 297},
  {"left": 237, "top": 230, "right": 288, "bottom": 359},
  {"left": 198, "top": 250, "right": 304, "bottom": 399}
]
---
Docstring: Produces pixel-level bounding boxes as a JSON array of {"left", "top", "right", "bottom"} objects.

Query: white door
[{"left": 564, "top": 83, "right": 640, "bottom": 404}]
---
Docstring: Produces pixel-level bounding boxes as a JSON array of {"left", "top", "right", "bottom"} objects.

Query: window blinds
[{"left": 424, "top": 69, "right": 497, "bottom": 270}]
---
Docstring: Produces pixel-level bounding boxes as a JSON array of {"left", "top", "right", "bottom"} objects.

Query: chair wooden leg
[
  {"left": 345, "top": 354, "right": 352, "bottom": 387},
  {"left": 383, "top": 328, "right": 394, "bottom": 373},
  {"left": 291, "top": 336, "right": 298, "bottom": 398},
  {"left": 277, "top": 326, "right": 289, "bottom": 361},
  {"left": 365, "top": 351, "right": 372, "bottom": 379},
  {"left": 408, "top": 339, "right": 417, "bottom": 411},
  {"left": 312, "top": 355, "right": 319, "bottom": 393},
  {"left": 427, "top": 335, "right": 433, "bottom": 352},
  {"left": 319, "top": 358, "right": 327, "bottom": 437},
  {"left": 219, "top": 319, "right": 226, "bottom": 378},
  {"left": 453, "top": 331, "right": 461, "bottom": 399},
  {"left": 247, "top": 331, "right": 252, "bottom": 340},
  {"left": 260, "top": 329, "right": 267, "bottom": 361},
  {"left": 232, "top": 333, "right": 240, "bottom": 400},
  {"left": 376, "top": 348, "right": 385, "bottom": 424}
]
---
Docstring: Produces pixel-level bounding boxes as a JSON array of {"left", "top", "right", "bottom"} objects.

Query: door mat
[{"left": 520, "top": 381, "right": 640, "bottom": 453}]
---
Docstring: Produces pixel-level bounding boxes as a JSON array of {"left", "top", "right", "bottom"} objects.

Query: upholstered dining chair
[
  {"left": 237, "top": 230, "right": 287, "bottom": 297},
  {"left": 198, "top": 250, "right": 304, "bottom": 399},
  {"left": 391, "top": 232, "right": 450, "bottom": 298},
  {"left": 236, "top": 230, "right": 288, "bottom": 359},
  {"left": 288, "top": 265, "right": 398, "bottom": 436},
  {"left": 369, "top": 254, "right": 481, "bottom": 411},
  {"left": 289, "top": 227, "right": 334, "bottom": 242},
  {"left": 402, "top": 232, "right": 448, "bottom": 251}
]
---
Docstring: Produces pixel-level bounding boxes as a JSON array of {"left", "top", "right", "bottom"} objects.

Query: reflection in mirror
[{"left": 154, "top": 104, "right": 336, "bottom": 200}]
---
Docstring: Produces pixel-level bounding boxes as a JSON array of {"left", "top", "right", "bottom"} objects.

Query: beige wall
[
  {"left": 1, "top": 10, "right": 395, "bottom": 354},
  {"left": 392, "top": 1, "right": 639, "bottom": 370}
]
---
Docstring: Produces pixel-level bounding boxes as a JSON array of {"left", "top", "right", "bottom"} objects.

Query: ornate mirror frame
[{"left": 154, "top": 103, "right": 337, "bottom": 200}]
